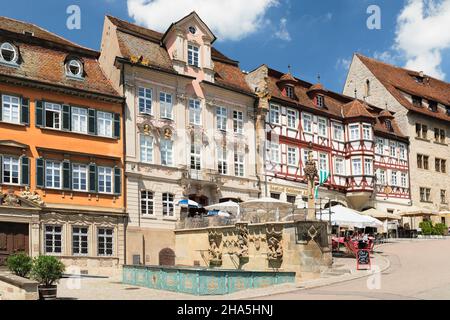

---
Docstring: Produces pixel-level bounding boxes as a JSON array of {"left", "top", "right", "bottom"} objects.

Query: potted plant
[
  {"left": 30, "top": 255, "right": 65, "bottom": 300},
  {"left": 6, "top": 252, "right": 33, "bottom": 278}
]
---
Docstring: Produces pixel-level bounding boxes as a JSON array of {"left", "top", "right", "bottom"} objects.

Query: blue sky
[{"left": 3, "top": 0, "right": 450, "bottom": 93}]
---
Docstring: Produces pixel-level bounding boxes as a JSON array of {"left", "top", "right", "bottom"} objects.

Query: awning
[
  {"left": 318, "top": 205, "right": 383, "bottom": 228},
  {"left": 398, "top": 206, "right": 439, "bottom": 217}
]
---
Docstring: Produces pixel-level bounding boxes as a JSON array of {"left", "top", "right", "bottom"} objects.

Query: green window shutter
[
  {"left": 114, "top": 166, "right": 121, "bottom": 195},
  {"left": 88, "top": 109, "right": 97, "bottom": 135},
  {"left": 35, "top": 101, "right": 44, "bottom": 127},
  {"left": 62, "top": 105, "right": 71, "bottom": 131},
  {"left": 21, "top": 156, "right": 30, "bottom": 186},
  {"left": 62, "top": 160, "right": 71, "bottom": 190},
  {"left": 89, "top": 163, "right": 97, "bottom": 193},
  {"left": 21, "top": 98, "right": 30, "bottom": 125},
  {"left": 36, "top": 158, "right": 45, "bottom": 188},
  {"left": 113, "top": 113, "right": 121, "bottom": 139}
]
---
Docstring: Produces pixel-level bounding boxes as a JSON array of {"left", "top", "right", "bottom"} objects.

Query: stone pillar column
[{"left": 30, "top": 213, "right": 40, "bottom": 258}]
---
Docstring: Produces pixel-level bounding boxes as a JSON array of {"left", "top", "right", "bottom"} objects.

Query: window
[
  {"left": 318, "top": 118, "right": 327, "bottom": 137},
  {"left": 0, "top": 42, "right": 18, "bottom": 64},
  {"left": 423, "top": 155, "right": 429, "bottom": 170},
  {"left": 98, "top": 228, "right": 113, "bottom": 256},
  {"left": 189, "top": 99, "right": 201, "bottom": 125},
  {"left": 363, "top": 124, "right": 372, "bottom": 140},
  {"left": 98, "top": 166, "right": 113, "bottom": 194},
  {"left": 97, "top": 111, "right": 113, "bottom": 138},
  {"left": 45, "top": 225, "right": 62, "bottom": 254},
  {"left": 233, "top": 111, "right": 244, "bottom": 134},
  {"left": 141, "top": 190, "right": 154, "bottom": 216},
  {"left": 399, "top": 143, "right": 406, "bottom": 160},
  {"left": 72, "top": 227, "right": 88, "bottom": 256},
  {"left": 385, "top": 120, "right": 393, "bottom": 132},
  {"left": 287, "top": 147, "right": 298, "bottom": 166},
  {"left": 417, "top": 154, "right": 423, "bottom": 169},
  {"left": 286, "top": 86, "right": 294, "bottom": 99},
  {"left": 352, "top": 159, "right": 362, "bottom": 175},
  {"left": 412, "top": 96, "right": 422, "bottom": 107},
  {"left": 188, "top": 26, "right": 197, "bottom": 34},
  {"left": 364, "top": 159, "right": 373, "bottom": 175},
  {"left": 140, "top": 135, "right": 153, "bottom": 164},
  {"left": 218, "top": 146, "right": 227, "bottom": 175},
  {"left": 45, "top": 103, "right": 61, "bottom": 129},
  {"left": 287, "top": 195, "right": 296, "bottom": 204},
  {"left": 234, "top": 151, "right": 244, "bottom": 177},
  {"left": 317, "top": 95, "right": 324, "bottom": 107},
  {"left": 377, "top": 170, "right": 386, "bottom": 185},
  {"left": 302, "top": 149, "right": 313, "bottom": 166},
  {"left": 138, "top": 87, "right": 152, "bottom": 114},
  {"left": 71, "top": 107, "right": 88, "bottom": 134},
  {"left": 269, "top": 142, "right": 280, "bottom": 163},
  {"left": 420, "top": 187, "right": 431, "bottom": 202},
  {"left": 162, "top": 193, "right": 174, "bottom": 217},
  {"left": 270, "top": 193, "right": 281, "bottom": 200},
  {"left": 376, "top": 138, "right": 384, "bottom": 154},
  {"left": 269, "top": 105, "right": 280, "bottom": 124},
  {"left": 349, "top": 124, "right": 360, "bottom": 141},
  {"left": 1, "top": 95, "right": 20, "bottom": 123},
  {"left": 401, "top": 172, "right": 407, "bottom": 188},
  {"left": 302, "top": 113, "right": 312, "bottom": 133},
  {"left": 428, "top": 100, "right": 438, "bottom": 112},
  {"left": 319, "top": 153, "right": 328, "bottom": 171},
  {"left": 434, "top": 128, "right": 446, "bottom": 144},
  {"left": 365, "top": 79, "right": 370, "bottom": 97},
  {"left": 72, "top": 164, "right": 88, "bottom": 191},
  {"left": 2, "top": 156, "right": 19, "bottom": 184},
  {"left": 287, "top": 109, "right": 297, "bottom": 129},
  {"left": 45, "top": 160, "right": 61, "bottom": 189},
  {"left": 188, "top": 44, "right": 200, "bottom": 67},
  {"left": 160, "top": 139, "right": 173, "bottom": 166},
  {"left": 416, "top": 123, "right": 428, "bottom": 139},
  {"left": 190, "top": 143, "right": 201, "bottom": 170},
  {"left": 160, "top": 92, "right": 173, "bottom": 119},
  {"left": 435, "top": 158, "right": 447, "bottom": 173},
  {"left": 66, "top": 59, "right": 83, "bottom": 78},
  {"left": 216, "top": 107, "right": 227, "bottom": 131},
  {"left": 391, "top": 171, "right": 398, "bottom": 186},
  {"left": 389, "top": 142, "right": 397, "bottom": 157},
  {"left": 334, "top": 158, "right": 345, "bottom": 175},
  {"left": 441, "top": 190, "right": 447, "bottom": 204},
  {"left": 332, "top": 123, "right": 344, "bottom": 141}
]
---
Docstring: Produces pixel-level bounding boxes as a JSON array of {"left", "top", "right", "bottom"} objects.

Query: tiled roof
[
  {"left": 0, "top": 17, "right": 121, "bottom": 98},
  {"left": 357, "top": 54, "right": 450, "bottom": 122},
  {"left": 343, "top": 100, "right": 375, "bottom": 119},
  {"left": 107, "top": 16, "right": 252, "bottom": 95}
]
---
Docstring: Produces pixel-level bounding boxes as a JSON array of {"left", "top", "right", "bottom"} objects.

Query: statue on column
[{"left": 303, "top": 150, "right": 318, "bottom": 221}]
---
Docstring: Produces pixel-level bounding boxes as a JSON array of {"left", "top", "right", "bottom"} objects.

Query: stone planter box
[{"left": 0, "top": 271, "right": 39, "bottom": 300}]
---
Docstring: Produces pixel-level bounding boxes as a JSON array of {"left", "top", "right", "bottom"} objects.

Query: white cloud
[
  {"left": 336, "top": 57, "right": 351, "bottom": 70},
  {"left": 127, "top": 0, "right": 279, "bottom": 41},
  {"left": 394, "top": 0, "right": 450, "bottom": 79},
  {"left": 274, "top": 18, "right": 291, "bottom": 41}
]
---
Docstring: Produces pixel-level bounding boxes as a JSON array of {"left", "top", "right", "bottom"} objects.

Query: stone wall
[
  {"left": 175, "top": 221, "right": 332, "bottom": 281},
  {"left": 0, "top": 272, "right": 38, "bottom": 300}
]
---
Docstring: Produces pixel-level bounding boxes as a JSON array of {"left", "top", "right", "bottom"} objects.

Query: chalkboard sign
[{"left": 357, "top": 249, "right": 371, "bottom": 270}]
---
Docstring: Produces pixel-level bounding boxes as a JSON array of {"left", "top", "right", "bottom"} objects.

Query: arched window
[
  {"left": 66, "top": 59, "right": 83, "bottom": 78},
  {"left": 0, "top": 42, "right": 18, "bottom": 64}
]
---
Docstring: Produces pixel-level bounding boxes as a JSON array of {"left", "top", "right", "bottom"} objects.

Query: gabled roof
[
  {"left": 161, "top": 11, "right": 217, "bottom": 44},
  {"left": 356, "top": 54, "right": 450, "bottom": 122},
  {"left": 0, "top": 17, "right": 121, "bottom": 99},
  {"left": 343, "top": 100, "right": 375, "bottom": 119}
]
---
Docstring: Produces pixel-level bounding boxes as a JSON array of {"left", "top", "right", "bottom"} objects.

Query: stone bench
[{"left": 0, "top": 271, "right": 39, "bottom": 300}]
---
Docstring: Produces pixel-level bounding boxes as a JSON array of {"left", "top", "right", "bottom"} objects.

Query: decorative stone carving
[
  {"left": 1, "top": 189, "right": 19, "bottom": 207},
  {"left": 20, "top": 186, "right": 45, "bottom": 206},
  {"left": 304, "top": 150, "right": 318, "bottom": 199},
  {"left": 208, "top": 230, "right": 222, "bottom": 266},
  {"left": 266, "top": 224, "right": 283, "bottom": 261},
  {"left": 235, "top": 223, "right": 249, "bottom": 259}
]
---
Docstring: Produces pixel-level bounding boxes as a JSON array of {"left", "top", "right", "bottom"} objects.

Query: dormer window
[
  {"left": 317, "top": 95, "right": 325, "bottom": 108},
  {"left": 285, "top": 86, "right": 294, "bottom": 99},
  {"left": 446, "top": 106, "right": 450, "bottom": 116},
  {"left": 385, "top": 120, "right": 393, "bottom": 132},
  {"left": 66, "top": 59, "right": 83, "bottom": 78},
  {"left": 412, "top": 95, "right": 422, "bottom": 107},
  {"left": 188, "top": 44, "right": 200, "bottom": 68},
  {"left": 428, "top": 100, "right": 438, "bottom": 112},
  {"left": 0, "top": 42, "right": 18, "bottom": 64}
]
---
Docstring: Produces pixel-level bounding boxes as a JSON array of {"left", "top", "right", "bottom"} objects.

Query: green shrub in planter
[
  {"left": 419, "top": 221, "right": 433, "bottom": 235},
  {"left": 434, "top": 223, "right": 448, "bottom": 236},
  {"left": 6, "top": 252, "right": 33, "bottom": 278},
  {"left": 30, "top": 255, "right": 66, "bottom": 287}
]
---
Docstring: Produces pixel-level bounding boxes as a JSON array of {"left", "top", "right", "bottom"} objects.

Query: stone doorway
[
  {"left": 0, "top": 222, "right": 29, "bottom": 266},
  {"left": 159, "top": 248, "right": 175, "bottom": 266}
]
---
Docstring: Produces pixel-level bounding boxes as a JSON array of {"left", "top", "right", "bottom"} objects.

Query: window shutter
[
  {"left": 36, "top": 158, "right": 45, "bottom": 188},
  {"left": 113, "top": 113, "right": 121, "bottom": 139},
  {"left": 35, "top": 101, "right": 44, "bottom": 127},
  {"left": 62, "top": 105, "right": 71, "bottom": 131},
  {"left": 62, "top": 160, "right": 71, "bottom": 190},
  {"left": 21, "top": 156, "right": 30, "bottom": 186},
  {"left": 0, "top": 155, "right": 2, "bottom": 183},
  {"left": 0, "top": 94, "right": 2, "bottom": 121},
  {"left": 88, "top": 109, "right": 97, "bottom": 135},
  {"left": 89, "top": 163, "right": 97, "bottom": 193},
  {"left": 21, "top": 98, "right": 30, "bottom": 125},
  {"left": 114, "top": 166, "right": 121, "bottom": 195}
]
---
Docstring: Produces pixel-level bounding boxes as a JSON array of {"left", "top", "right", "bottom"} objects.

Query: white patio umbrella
[
  {"left": 317, "top": 205, "right": 383, "bottom": 229},
  {"left": 398, "top": 206, "right": 438, "bottom": 217},
  {"left": 205, "top": 201, "right": 240, "bottom": 215},
  {"left": 240, "top": 197, "right": 292, "bottom": 211},
  {"left": 362, "top": 208, "right": 402, "bottom": 221}
]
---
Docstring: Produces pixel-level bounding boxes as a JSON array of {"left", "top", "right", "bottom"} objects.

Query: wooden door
[{"left": 0, "top": 223, "right": 29, "bottom": 266}]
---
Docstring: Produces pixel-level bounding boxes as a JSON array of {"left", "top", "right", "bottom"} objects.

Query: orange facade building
[{"left": 0, "top": 17, "right": 125, "bottom": 276}]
